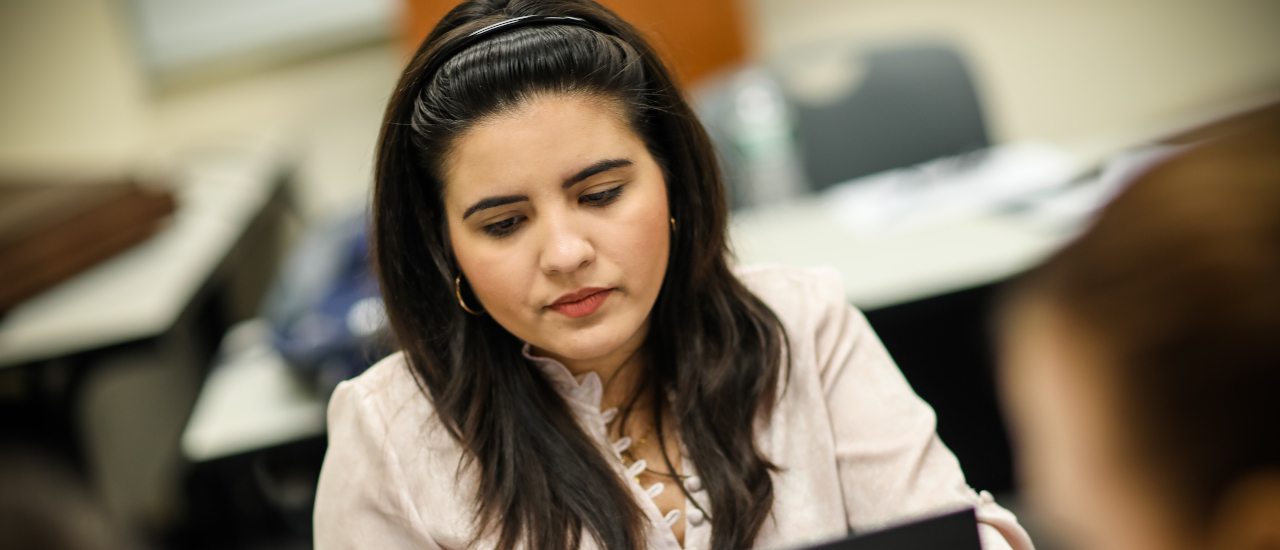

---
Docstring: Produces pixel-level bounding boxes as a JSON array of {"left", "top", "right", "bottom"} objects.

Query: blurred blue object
[
  {"left": 697, "top": 42, "right": 990, "bottom": 208},
  {"left": 261, "top": 210, "right": 390, "bottom": 395}
]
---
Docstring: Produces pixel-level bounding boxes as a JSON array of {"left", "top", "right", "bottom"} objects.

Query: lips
[{"left": 548, "top": 287, "right": 613, "bottom": 318}]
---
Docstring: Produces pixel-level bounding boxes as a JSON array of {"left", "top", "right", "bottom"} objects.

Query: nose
[{"left": 538, "top": 215, "right": 595, "bottom": 275}]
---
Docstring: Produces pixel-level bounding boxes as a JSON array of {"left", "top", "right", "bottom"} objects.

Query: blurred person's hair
[
  {"left": 1002, "top": 106, "right": 1280, "bottom": 523},
  {"left": 0, "top": 446, "right": 133, "bottom": 550},
  {"left": 372, "top": 1, "right": 788, "bottom": 550}
]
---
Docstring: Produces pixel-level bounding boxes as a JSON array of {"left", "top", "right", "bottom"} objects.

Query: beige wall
[
  {"left": 2, "top": 0, "right": 1278, "bottom": 181},
  {"left": 747, "top": 0, "right": 1280, "bottom": 156},
  {"left": 0, "top": 0, "right": 149, "bottom": 177}
]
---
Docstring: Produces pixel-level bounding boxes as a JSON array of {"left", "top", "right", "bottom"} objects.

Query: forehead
[{"left": 441, "top": 95, "right": 640, "bottom": 197}]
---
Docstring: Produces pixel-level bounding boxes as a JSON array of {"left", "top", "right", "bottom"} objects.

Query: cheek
[
  {"left": 607, "top": 186, "right": 670, "bottom": 285},
  {"left": 451, "top": 229, "right": 534, "bottom": 315}
]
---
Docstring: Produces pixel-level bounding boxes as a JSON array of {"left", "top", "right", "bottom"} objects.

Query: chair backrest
[
  {"left": 695, "top": 42, "right": 990, "bottom": 207},
  {"left": 792, "top": 44, "right": 990, "bottom": 191}
]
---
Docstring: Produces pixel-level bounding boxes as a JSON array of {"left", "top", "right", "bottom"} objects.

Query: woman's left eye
[
  {"left": 580, "top": 185, "right": 625, "bottom": 206},
  {"left": 483, "top": 215, "right": 525, "bottom": 238}
]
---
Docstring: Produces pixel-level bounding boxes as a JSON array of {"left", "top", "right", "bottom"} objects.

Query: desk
[
  {"left": 182, "top": 320, "right": 326, "bottom": 463},
  {"left": 730, "top": 199, "right": 1073, "bottom": 310},
  {"left": 0, "top": 149, "right": 285, "bottom": 367},
  {"left": 177, "top": 191, "right": 1083, "bottom": 468},
  {"left": 0, "top": 144, "right": 290, "bottom": 530},
  {"left": 171, "top": 134, "right": 1146, "bottom": 506}
]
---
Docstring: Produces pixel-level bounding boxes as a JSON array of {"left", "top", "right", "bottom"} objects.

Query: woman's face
[{"left": 442, "top": 94, "right": 670, "bottom": 366}]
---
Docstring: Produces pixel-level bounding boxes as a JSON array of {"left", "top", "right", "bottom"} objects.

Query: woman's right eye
[{"left": 482, "top": 215, "right": 524, "bottom": 238}]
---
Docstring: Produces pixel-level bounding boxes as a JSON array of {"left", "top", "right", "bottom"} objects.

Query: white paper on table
[
  {"left": 1010, "top": 143, "right": 1190, "bottom": 232},
  {"left": 822, "top": 141, "right": 1081, "bottom": 237}
]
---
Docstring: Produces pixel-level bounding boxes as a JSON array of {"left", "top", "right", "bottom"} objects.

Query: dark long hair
[{"left": 371, "top": 1, "right": 788, "bottom": 549}]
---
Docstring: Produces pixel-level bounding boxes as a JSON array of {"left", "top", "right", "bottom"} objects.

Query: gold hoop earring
[
  {"left": 669, "top": 217, "right": 676, "bottom": 232},
  {"left": 455, "top": 276, "right": 485, "bottom": 315}
]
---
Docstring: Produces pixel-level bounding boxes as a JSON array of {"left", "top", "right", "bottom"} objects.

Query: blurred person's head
[{"left": 998, "top": 109, "right": 1280, "bottom": 550}]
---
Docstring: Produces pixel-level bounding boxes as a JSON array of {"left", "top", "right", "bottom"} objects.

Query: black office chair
[
  {"left": 695, "top": 41, "right": 990, "bottom": 206},
  {"left": 791, "top": 43, "right": 990, "bottom": 189}
]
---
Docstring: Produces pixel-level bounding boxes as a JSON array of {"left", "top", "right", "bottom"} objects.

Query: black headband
[{"left": 421, "top": 15, "right": 606, "bottom": 84}]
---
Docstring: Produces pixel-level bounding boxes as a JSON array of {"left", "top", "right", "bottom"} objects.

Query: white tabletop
[
  {"left": 177, "top": 139, "right": 1152, "bottom": 460},
  {"left": 181, "top": 319, "right": 326, "bottom": 462},
  {"left": 728, "top": 141, "right": 1100, "bottom": 310},
  {"left": 180, "top": 197, "right": 1081, "bottom": 463},
  {"left": 169, "top": 98, "right": 1267, "bottom": 459},
  {"left": 0, "top": 148, "right": 282, "bottom": 367},
  {"left": 729, "top": 199, "right": 1075, "bottom": 310}
]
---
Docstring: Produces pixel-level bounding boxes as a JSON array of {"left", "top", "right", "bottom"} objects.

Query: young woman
[
  {"left": 314, "top": 1, "right": 1031, "bottom": 549},
  {"left": 999, "top": 110, "right": 1280, "bottom": 550}
]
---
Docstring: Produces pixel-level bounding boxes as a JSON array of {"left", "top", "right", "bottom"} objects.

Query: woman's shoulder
[
  {"left": 338, "top": 350, "right": 421, "bottom": 411},
  {"left": 328, "top": 351, "right": 453, "bottom": 450},
  {"left": 735, "top": 263, "right": 844, "bottom": 295},
  {"left": 317, "top": 352, "right": 476, "bottom": 546},
  {"left": 734, "top": 264, "right": 851, "bottom": 326},
  {"left": 734, "top": 264, "right": 882, "bottom": 382}
]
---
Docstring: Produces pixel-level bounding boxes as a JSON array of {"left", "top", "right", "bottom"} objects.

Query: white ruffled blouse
[{"left": 314, "top": 265, "right": 1035, "bottom": 550}]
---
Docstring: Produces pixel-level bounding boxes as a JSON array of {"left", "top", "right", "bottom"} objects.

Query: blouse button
[
  {"left": 684, "top": 476, "right": 702, "bottom": 492},
  {"left": 687, "top": 508, "right": 705, "bottom": 526}
]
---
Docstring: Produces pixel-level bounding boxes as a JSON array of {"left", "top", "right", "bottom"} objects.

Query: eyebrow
[
  {"left": 562, "top": 158, "right": 633, "bottom": 189},
  {"left": 462, "top": 194, "right": 528, "bottom": 220},
  {"left": 460, "top": 158, "right": 634, "bottom": 221}
]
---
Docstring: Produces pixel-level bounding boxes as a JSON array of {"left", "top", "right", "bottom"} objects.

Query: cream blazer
[{"left": 314, "top": 265, "right": 1035, "bottom": 550}]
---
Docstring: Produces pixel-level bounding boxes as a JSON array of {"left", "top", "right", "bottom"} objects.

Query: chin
[{"left": 542, "top": 320, "right": 638, "bottom": 361}]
